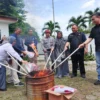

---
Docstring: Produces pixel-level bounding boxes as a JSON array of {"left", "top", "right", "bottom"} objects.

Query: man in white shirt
[{"left": 0, "top": 36, "right": 27, "bottom": 91}]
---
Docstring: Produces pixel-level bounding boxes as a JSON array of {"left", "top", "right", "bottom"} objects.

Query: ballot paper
[{"left": 52, "top": 86, "right": 75, "bottom": 94}]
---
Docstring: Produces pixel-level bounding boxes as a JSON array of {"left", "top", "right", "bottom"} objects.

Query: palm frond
[
  {"left": 42, "top": 27, "right": 49, "bottom": 31},
  {"left": 77, "top": 15, "right": 82, "bottom": 21},
  {"left": 55, "top": 25, "right": 60, "bottom": 29},
  {"left": 85, "top": 11, "right": 93, "bottom": 16},
  {"left": 82, "top": 23, "right": 87, "bottom": 28},
  {"left": 67, "top": 23, "right": 74, "bottom": 30},
  {"left": 68, "top": 17, "right": 76, "bottom": 23},
  {"left": 94, "top": 7, "right": 100, "bottom": 13}
]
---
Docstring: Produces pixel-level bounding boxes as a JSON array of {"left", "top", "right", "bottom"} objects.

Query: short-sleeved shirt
[
  {"left": 89, "top": 25, "right": 100, "bottom": 51},
  {"left": 68, "top": 32, "right": 86, "bottom": 53}
]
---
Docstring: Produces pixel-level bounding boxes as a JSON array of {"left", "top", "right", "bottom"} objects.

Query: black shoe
[
  {"left": 0, "top": 89, "right": 7, "bottom": 91},
  {"left": 94, "top": 80, "right": 100, "bottom": 85},
  {"left": 14, "top": 82, "right": 24, "bottom": 87},
  {"left": 71, "top": 74, "right": 77, "bottom": 78},
  {"left": 81, "top": 74, "right": 86, "bottom": 78}
]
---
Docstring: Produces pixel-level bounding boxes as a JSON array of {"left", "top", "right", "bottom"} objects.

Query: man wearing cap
[{"left": 42, "top": 29, "right": 55, "bottom": 69}]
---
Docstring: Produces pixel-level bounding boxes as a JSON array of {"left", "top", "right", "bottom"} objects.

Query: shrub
[{"left": 84, "top": 45, "right": 95, "bottom": 61}]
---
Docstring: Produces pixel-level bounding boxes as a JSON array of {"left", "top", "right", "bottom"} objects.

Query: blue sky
[{"left": 23, "top": 0, "right": 100, "bottom": 37}]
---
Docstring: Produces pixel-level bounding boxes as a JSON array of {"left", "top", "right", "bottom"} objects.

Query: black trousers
[{"left": 71, "top": 53, "right": 85, "bottom": 75}]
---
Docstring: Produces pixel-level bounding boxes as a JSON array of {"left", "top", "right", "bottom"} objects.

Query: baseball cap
[{"left": 45, "top": 29, "right": 51, "bottom": 33}]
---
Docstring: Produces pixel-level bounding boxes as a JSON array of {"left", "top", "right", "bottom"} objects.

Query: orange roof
[{"left": 0, "top": 15, "right": 18, "bottom": 23}]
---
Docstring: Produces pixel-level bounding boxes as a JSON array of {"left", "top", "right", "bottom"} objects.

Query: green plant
[
  {"left": 42, "top": 20, "right": 60, "bottom": 36},
  {"left": 84, "top": 45, "right": 95, "bottom": 61}
]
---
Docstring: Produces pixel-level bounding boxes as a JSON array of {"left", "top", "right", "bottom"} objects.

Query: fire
[{"left": 33, "top": 70, "right": 50, "bottom": 78}]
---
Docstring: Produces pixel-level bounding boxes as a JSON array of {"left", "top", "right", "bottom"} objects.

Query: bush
[
  {"left": 84, "top": 45, "right": 95, "bottom": 61},
  {"left": 84, "top": 52, "right": 95, "bottom": 61}
]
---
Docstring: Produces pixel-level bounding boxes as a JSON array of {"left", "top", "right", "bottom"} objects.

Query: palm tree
[
  {"left": 67, "top": 15, "right": 87, "bottom": 30},
  {"left": 42, "top": 20, "right": 60, "bottom": 36},
  {"left": 85, "top": 7, "right": 100, "bottom": 29}
]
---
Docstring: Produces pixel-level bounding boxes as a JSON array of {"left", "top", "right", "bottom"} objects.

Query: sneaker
[
  {"left": 58, "top": 75, "right": 62, "bottom": 79},
  {"left": 81, "top": 74, "right": 86, "bottom": 78},
  {"left": 62, "top": 74, "right": 70, "bottom": 77},
  {"left": 14, "top": 82, "right": 24, "bottom": 86},
  {"left": 94, "top": 80, "right": 100, "bottom": 85}
]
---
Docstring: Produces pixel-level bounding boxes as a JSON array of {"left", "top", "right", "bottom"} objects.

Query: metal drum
[{"left": 26, "top": 70, "right": 54, "bottom": 100}]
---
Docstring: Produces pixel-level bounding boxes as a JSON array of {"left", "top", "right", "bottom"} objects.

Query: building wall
[{"left": 0, "top": 23, "right": 9, "bottom": 38}]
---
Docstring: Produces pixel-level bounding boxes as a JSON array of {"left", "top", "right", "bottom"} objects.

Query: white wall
[{"left": 0, "top": 23, "right": 9, "bottom": 38}]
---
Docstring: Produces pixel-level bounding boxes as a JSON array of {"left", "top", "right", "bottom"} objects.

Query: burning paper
[
  {"left": 33, "top": 70, "right": 51, "bottom": 78},
  {"left": 24, "top": 63, "right": 39, "bottom": 73}
]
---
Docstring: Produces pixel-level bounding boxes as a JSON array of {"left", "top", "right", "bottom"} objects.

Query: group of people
[
  {"left": 0, "top": 28, "right": 38, "bottom": 91},
  {"left": 42, "top": 12, "right": 100, "bottom": 86},
  {"left": 42, "top": 25, "right": 87, "bottom": 78},
  {"left": 42, "top": 30, "right": 70, "bottom": 78},
  {"left": 0, "top": 12, "right": 100, "bottom": 92}
]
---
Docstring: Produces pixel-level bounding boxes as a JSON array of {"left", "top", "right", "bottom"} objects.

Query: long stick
[
  {"left": 50, "top": 49, "right": 66, "bottom": 68},
  {"left": 0, "top": 62, "right": 27, "bottom": 76},
  {"left": 43, "top": 50, "right": 53, "bottom": 70},
  {"left": 7, "top": 52, "right": 28, "bottom": 74},
  {"left": 52, "top": 48, "right": 79, "bottom": 71}
]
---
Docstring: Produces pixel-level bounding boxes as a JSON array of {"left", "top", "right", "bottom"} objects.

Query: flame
[{"left": 33, "top": 70, "right": 49, "bottom": 78}]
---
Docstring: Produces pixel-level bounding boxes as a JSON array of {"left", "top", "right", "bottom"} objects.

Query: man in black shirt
[
  {"left": 65, "top": 24, "right": 88, "bottom": 78},
  {"left": 79, "top": 13, "right": 100, "bottom": 85}
]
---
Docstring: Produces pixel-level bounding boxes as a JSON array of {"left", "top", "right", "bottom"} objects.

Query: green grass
[{"left": 0, "top": 71, "right": 100, "bottom": 100}]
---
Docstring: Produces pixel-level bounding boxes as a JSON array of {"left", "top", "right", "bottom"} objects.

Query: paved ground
[{"left": 0, "top": 61, "right": 100, "bottom": 100}]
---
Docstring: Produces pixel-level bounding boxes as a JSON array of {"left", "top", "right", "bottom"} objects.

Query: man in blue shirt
[
  {"left": 10, "top": 28, "right": 27, "bottom": 86},
  {"left": 25, "top": 29, "right": 38, "bottom": 64},
  {"left": 11, "top": 28, "right": 26, "bottom": 55}
]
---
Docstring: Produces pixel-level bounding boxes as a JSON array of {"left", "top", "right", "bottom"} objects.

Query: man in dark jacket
[
  {"left": 65, "top": 24, "right": 88, "bottom": 78},
  {"left": 79, "top": 13, "right": 100, "bottom": 85}
]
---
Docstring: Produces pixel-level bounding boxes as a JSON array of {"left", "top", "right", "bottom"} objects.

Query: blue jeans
[
  {"left": 0, "top": 66, "right": 6, "bottom": 90},
  {"left": 96, "top": 52, "right": 100, "bottom": 80}
]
